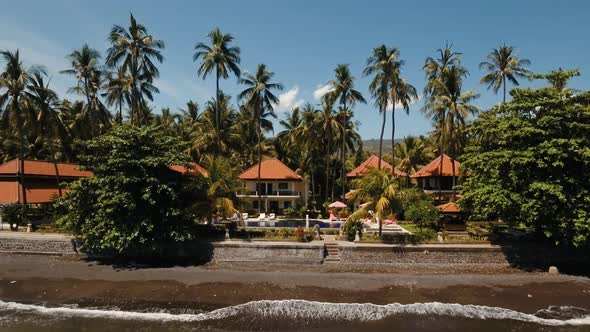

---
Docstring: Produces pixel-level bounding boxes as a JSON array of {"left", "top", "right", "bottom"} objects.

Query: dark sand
[{"left": 0, "top": 254, "right": 589, "bottom": 313}]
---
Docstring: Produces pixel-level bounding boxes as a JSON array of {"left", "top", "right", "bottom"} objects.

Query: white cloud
[
  {"left": 313, "top": 83, "right": 335, "bottom": 100},
  {"left": 387, "top": 94, "right": 421, "bottom": 111},
  {"left": 276, "top": 86, "right": 304, "bottom": 112}
]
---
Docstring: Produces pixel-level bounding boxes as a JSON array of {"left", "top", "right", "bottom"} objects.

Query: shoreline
[{"left": 0, "top": 254, "right": 589, "bottom": 314}]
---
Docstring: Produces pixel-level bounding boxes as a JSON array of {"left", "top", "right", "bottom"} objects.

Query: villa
[
  {"left": 237, "top": 158, "right": 308, "bottom": 214},
  {"left": 346, "top": 154, "right": 407, "bottom": 178},
  {"left": 0, "top": 159, "right": 207, "bottom": 206},
  {"left": 0, "top": 159, "right": 93, "bottom": 205},
  {"left": 411, "top": 153, "right": 461, "bottom": 201}
]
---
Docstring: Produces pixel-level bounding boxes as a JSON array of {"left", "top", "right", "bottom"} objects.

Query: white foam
[{"left": 0, "top": 300, "right": 589, "bottom": 326}]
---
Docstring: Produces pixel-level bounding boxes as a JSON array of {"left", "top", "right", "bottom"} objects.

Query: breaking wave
[{"left": 0, "top": 299, "right": 589, "bottom": 327}]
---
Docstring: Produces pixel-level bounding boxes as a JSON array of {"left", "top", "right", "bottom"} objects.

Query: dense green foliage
[
  {"left": 54, "top": 125, "right": 194, "bottom": 253},
  {"left": 405, "top": 200, "right": 439, "bottom": 229},
  {"left": 460, "top": 82, "right": 590, "bottom": 246}
]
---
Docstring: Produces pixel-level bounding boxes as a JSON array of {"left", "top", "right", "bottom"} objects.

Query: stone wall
[
  {"left": 212, "top": 241, "right": 325, "bottom": 263},
  {"left": 339, "top": 243, "right": 590, "bottom": 269},
  {"left": 340, "top": 244, "right": 508, "bottom": 265},
  {"left": 0, "top": 233, "right": 78, "bottom": 255}
]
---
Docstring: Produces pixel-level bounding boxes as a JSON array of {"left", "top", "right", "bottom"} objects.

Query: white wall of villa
[{"left": 237, "top": 180, "right": 308, "bottom": 213}]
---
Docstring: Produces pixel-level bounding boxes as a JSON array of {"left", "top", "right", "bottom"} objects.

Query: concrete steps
[{"left": 323, "top": 240, "right": 340, "bottom": 263}]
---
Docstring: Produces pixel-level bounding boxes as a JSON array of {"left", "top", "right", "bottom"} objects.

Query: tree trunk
[
  {"left": 257, "top": 100, "right": 263, "bottom": 214},
  {"left": 325, "top": 139, "right": 331, "bottom": 203},
  {"left": 450, "top": 115, "right": 456, "bottom": 202},
  {"left": 118, "top": 99, "right": 123, "bottom": 125},
  {"left": 215, "top": 70, "right": 221, "bottom": 156},
  {"left": 439, "top": 111, "right": 445, "bottom": 201},
  {"left": 503, "top": 76, "right": 506, "bottom": 103},
  {"left": 391, "top": 105, "right": 396, "bottom": 175},
  {"left": 341, "top": 100, "right": 347, "bottom": 199},
  {"left": 14, "top": 99, "right": 27, "bottom": 207},
  {"left": 378, "top": 107, "right": 386, "bottom": 170},
  {"left": 45, "top": 120, "right": 62, "bottom": 197}
]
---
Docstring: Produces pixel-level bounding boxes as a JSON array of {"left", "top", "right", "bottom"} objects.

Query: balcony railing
[{"left": 237, "top": 190, "right": 300, "bottom": 197}]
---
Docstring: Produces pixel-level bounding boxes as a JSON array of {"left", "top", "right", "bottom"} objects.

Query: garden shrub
[{"left": 342, "top": 220, "right": 363, "bottom": 242}]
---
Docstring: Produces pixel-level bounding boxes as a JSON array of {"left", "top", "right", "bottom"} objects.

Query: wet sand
[{"left": 0, "top": 254, "right": 589, "bottom": 313}]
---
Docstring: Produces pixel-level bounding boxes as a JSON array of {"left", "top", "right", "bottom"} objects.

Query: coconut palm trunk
[
  {"left": 340, "top": 100, "right": 347, "bottom": 198},
  {"left": 502, "top": 76, "right": 506, "bottom": 103},
  {"left": 391, "top": 105, "right": 396, "bottom": 174},
  {"left": 256, "top": 100, "right": 262, "bottom": 214},
  {"left": 215, "top": 70, "right": 221, "bottom": 155},
  {"left": 438, "top": 112, "right": 445, "bottom": 200},
  {"left": 449, "top": 115, "right": 456, "bottom": 202},
  {"left": 378, "top": 106, "right": 386, "bottom": 170},
  {"left": 325, "top": 138, "right": 331, "bottom": 202}
]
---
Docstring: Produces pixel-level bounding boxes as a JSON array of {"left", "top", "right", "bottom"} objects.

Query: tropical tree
[
  {"left": 426, "top": 66, "right": 479, "bottom": 197},
  {"left": 238, "top": 64, "right": 283, "bottom": 213},
  {"left": 346, "top": 168, "right": 405, "bottom": 236},
  {"left": 389, "top": 65, "right": 418, "bottom": 169},
  {"left": 194, "top": 28, "right": 241, "bottom": 155},
  {"left": 530, "top": 68, "right": 580, "bottom": 92},
  {"left": 364, "top": 45, "right": 398, "bottom": 170},
  {"left": 25, "top": 70, "right": 66, "bottom": 196},
  {"left": 106, "top": 13, "right": 164, "bottom": 126},
  {"left": 327, "top": 64, "right": 365, "bottom": 196},
  {"left": 479, "top": 45, "right": 531, "bottom": 103},
  {"left": 394, "top": 136, "right": 436, "bottom": 176},
  {"left": 103, "top": 66, "right": 131, "bottom": 124},
  {"left": 61, "top": 44, "right": 110, "bottom": 135},
  {"left": 314, "top": 97, "right": 342, "bottom": 201},
  {"left": 422, "top": 44, "right": 468, "bottom": 196},
  {"left": 0, "top": 50, "right": 32, "bottom": 205},
  {"left": 195, "top": 155, "right": 238, "bottom": 223}
]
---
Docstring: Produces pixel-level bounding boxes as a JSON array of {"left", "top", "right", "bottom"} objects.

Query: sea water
[{"left": 0, "top": 299, "right": 589, "bottom": 331}]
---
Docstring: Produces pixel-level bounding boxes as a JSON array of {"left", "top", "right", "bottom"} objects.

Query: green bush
[
  {"left": 283, "top": 207, "right": 298, "bottom": 218},
  {"left": 342, "top": 220, "right": 362, "bottom": 242},
  {"left": 414, "top": 228, "right": 437, "bottom": 242},
  {"left": 1, "top": 204, "right": 28, "bottom": 231},
  {"left": 405, "top": 201, "right": 439, "bottom": 230},
  {"left": 54, "top": 125, "right": 194, "bottom": 254}
]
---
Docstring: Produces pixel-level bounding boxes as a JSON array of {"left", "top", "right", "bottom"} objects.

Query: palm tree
[
  {"left": 196, "top": 155, "right": 238, "bottom": 223},
  {"left": 103, "top": 66, "right": 131, "bottom": 124},
  {"left": 479, "top": 45, "right": 531, "bottom": 103},
  {"left": 364, "top": 45, "right": 398, "bottom": 170},
  {"left": 394, "top": 136, "right": 436, "bottom": 176},
  {"left": 24, "top": 70, "right": 66, "bottom": 196},
  {"left": 315, "top": 97, "right": 341, "bottom": 201},
  {"left": 422, "top": 44, "right": 467, "bottom": 197},
  {"left": 239, "top": 64, "right": 283, "bottom": 213},
  {"left": 327, "top": 64, "right": 366, "bottom": 197},
  {"left": 389, "top": 72, "right": 417, "bottom": 172},
  {"left": 106, "top": 13, "right": 164, "bottom": 126},
  {"left": 426, "top": 66, "right": 479, "bottom": 198},
  {"left": 0, "top": 50, "right": 32, "bottom": 205},
  {"left": 61, "top": 44, "right": 110, "bottom": 135},
  {"left": 346, "top": 168, "right": 404, "bottom": 236},
  {"left": 194, "top": 28, "right": 241, "bottom": 155}
]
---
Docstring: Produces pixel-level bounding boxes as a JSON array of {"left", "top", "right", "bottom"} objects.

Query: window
[
  {"left": 253, "top": 201, "right": 259, "bottom": 209},
  {"left": 283, "top": 201, "right": 291, "bottom": 209},
  {"left": 278, "top": 183, "right": 288, "bottom": 190}
]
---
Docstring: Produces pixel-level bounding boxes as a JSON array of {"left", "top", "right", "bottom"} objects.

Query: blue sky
[{"left": 1, "top": 0, "right": 588, "bottom": 139}]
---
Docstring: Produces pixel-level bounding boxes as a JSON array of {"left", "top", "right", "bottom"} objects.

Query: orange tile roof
[
  {"left": 346, "top": 154, "right": 407, "bottom": 178},
  {"left": 239, "top": 158, "right": 302, "bottom": 181},
  {"left": 169, "top": 162, "right": 208, "bottom": 177},
  {"left": 410, "top": 154, "right": 460, "bottom": 178},
  {"left": 437, "top": 201, "right": 462, "bottom": 213},
  {"left": 0, "top": 159, "right": 93, "bottom": 178}
]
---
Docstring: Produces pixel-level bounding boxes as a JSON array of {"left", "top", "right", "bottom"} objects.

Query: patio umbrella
[{"left": 328, "top": 201, "right": 347, "bottom": 208}]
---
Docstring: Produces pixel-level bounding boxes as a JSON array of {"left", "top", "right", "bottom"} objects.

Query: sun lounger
[
  {"left": 269, "top": 213, "right": 276, "bottom": 220},
  {"left": 258, "top": 213, "right": 266, "bottom": 220},
  {"left": 242, "top": 213, "right": 249, "bottom": 220}
]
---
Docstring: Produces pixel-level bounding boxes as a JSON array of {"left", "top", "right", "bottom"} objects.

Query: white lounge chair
[
  {"left": 242, "top": 212, "right": 249, "bottom": 220},
  {"left": 269, "top": 213, "right": 276, "bottom": 220},
  {"left": 258, "top": 213, "right": 266, "bottom": 220}
]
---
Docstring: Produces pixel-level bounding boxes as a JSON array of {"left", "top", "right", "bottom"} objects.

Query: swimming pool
[{"left": 244, "top": 219, "right": 342, "bottom": 228}]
